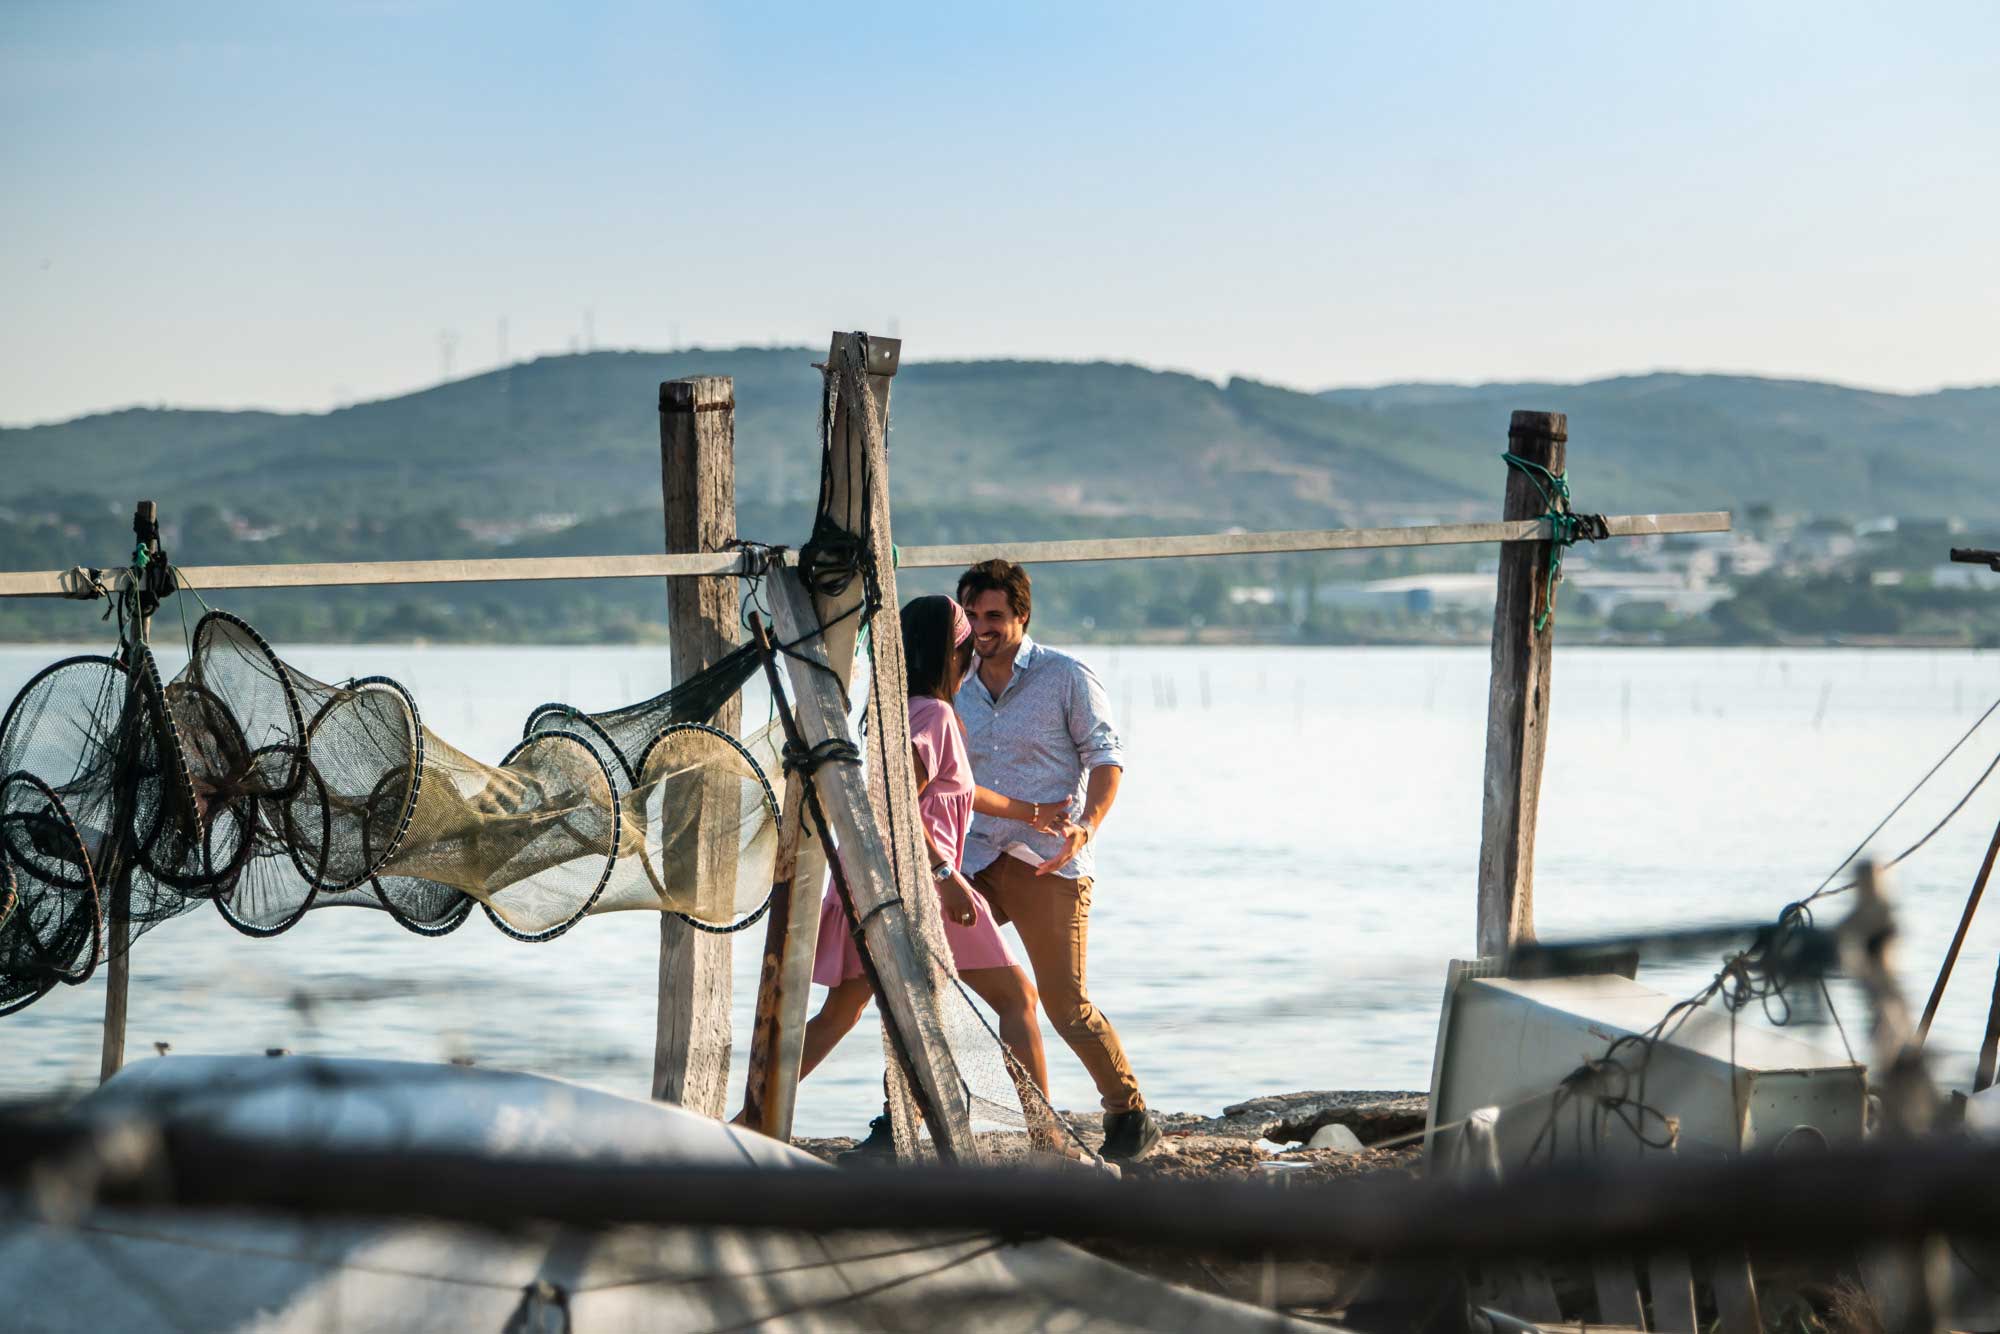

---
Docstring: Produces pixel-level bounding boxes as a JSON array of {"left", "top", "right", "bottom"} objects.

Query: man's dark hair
[
  {"left": 899, "top": 595, "right": 961, "bottom": 704},
  {"left": 956, "top": 559, "right": 1032, "bottom": 626}
]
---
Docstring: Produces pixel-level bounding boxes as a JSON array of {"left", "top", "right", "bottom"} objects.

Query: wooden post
[
  {"left": 741, "top": 776, "right": 813, "bottom": 1134},
  {"left": 759, "top": 330, "right": 978, "bottom": 1160},
  {"left": 1475, "top": 411, "right": 1566, "bottom": 959},
  {"left": 100, "top": 499, "right": 158, "bottom": 1083},
  {"left": 742, "top": 332, "right": 904, "bottom": 1142},
  {"left": 651, "top": 376, "right": 739, "bottom": 1115}
]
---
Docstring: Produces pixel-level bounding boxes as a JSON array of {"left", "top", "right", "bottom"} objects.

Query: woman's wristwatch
[{"left": 930, "top": 861, "right": 955, "bottom": 882}]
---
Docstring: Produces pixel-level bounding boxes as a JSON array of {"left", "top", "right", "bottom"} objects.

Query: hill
[
  {"left": 1321, "top": 373, "right": 2000, "bottom": 519},
  {"left": 0, "top": 350, "right": 1487, "bottom": 535},
  {"left": 2, "top": 352, "right": 1996, "bottom": 643}
]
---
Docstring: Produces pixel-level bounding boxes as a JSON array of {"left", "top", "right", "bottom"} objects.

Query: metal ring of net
[
  {"left": 158, "top": 678, "right": 260, "bottom": 894},
  {"left": 295, "top": 674, "right": 424, "bottom": 893},
  {"left": 212, "top": 744, "right": 330, "bottom": 937},
  {"left": 0, "top": 770, "right": 102, "bottom": 1015},
  {"left": 0, "top": 649, "right": 207, "bottom": 946},
  {"left": 520, "top": 705, "right": 633, "bottom": 790},
  {"left": 520, "top": 642, "right": 765, "bottom": 792},
  {"left": 460, "top": 729, "right": 623, "bottom": 943},
  {"left": 370, "top": 870, "right": 477, "bottom": 937},
  {"left": 633, "top": 721, "right": 781, "bottom": 934},
  {"left": 0, "top": 654, "right": 132, "bottom": 877}
]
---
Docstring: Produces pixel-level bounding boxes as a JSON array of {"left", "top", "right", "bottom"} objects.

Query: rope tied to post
[{"left": 1500, "top": 452, "right": 1609, "bottom": 633}]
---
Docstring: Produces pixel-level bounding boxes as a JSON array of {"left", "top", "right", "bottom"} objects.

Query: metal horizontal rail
[{"left": 0, "top": 512, "right": 1731, "bottom": 598}]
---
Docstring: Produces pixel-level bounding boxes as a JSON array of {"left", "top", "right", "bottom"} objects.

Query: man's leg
[{"left": 974, "top": 857, "right": 1142, "bottom": 1114}]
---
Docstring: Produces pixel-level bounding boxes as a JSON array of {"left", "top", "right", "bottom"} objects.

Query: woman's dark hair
[
  {"left": 955, "top": 559, "right": 1031, "bottom": 626},
  {"left": 900, "top": 595, "right": 963, "bottom": 704}
]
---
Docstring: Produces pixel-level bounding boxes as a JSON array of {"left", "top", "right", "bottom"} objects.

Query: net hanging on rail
[{"left": 0, "top": 609, "right": 782, "bottom": 1015}]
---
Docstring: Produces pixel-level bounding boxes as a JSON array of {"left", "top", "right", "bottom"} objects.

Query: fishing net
[
  {"left": 0, "top": 609, "right": 782, "bottom": 1015},
  {"left": 522, "top": 643, "right": 763, "bottom": 787},
  {"left": 0, "top": 770, "right": 101, "bottom": 1016}
]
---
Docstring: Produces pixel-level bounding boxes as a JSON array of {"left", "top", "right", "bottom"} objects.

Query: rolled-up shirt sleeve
[{"left": 1066, "top": 659, "right": 1125, "bottom": 772}]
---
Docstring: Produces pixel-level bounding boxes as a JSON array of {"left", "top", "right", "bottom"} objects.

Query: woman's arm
[
  {"left": 912, "top": 741, "right": 984, "bottom": 928},
  {"left": 972, "top": 785, "right": 1067, "bottom": 830}
]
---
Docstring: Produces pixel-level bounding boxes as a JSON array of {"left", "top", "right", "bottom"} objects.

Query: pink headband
[{"left": 950, "top": 599, "right": 971, "bottom": 647}]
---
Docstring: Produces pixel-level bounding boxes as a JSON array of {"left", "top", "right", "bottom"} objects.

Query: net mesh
[
  {"left": 522, "top": 643, "right": 762, "bottom": 787},
  {"left": 0, "top": 609, "right": 781, "bottom": 1015}
]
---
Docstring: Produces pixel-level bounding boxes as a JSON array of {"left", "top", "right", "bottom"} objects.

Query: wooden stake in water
[
  {"left": 1475, "top": 411, "right": 1565, "bottom": 959},
  {"left": 100, "top": 499, "right": 159, "bottom": 1083},
  {"left": 652, "top": 377, "right": 740, "bottom": 1115}
]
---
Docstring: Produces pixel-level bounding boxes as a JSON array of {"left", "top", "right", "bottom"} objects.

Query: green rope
[{"left": 1500, "top": 452, "right": 1603, "bottom": 634}]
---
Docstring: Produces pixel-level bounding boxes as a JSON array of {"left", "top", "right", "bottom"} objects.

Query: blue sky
[{"left": 3, "top": 1, "right": 1995, "bottom": 423}]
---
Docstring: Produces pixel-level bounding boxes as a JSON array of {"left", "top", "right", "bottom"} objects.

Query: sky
[{"left": 3, "top": 1, "right": 1996, "bottom": 425}]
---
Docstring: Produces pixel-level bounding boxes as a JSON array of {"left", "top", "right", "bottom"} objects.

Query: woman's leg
[
  {"left": 959, "top": 964, "right": 1049, "bottom": 1096},
  {"left": 798, "top": 978, "right": 873, "bottom": 1083}
]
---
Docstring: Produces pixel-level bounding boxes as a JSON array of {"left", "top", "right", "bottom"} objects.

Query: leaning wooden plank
[
  {"left": 894, "top": 511, "right": 1731, "bottom": 568},
  {"left": 765, "top": 568, "right": 979, "bottom": 1161},
  {"left": 741, "top": 332, "right": 903, "bottom": 1143},
  {"left": 0, "top": 512, "right": 1732, "bottom": 598},
  {"left": 814, "top": 332, "right": 959, "bottom": 1161}
]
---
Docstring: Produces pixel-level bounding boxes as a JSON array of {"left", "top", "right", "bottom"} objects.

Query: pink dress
[{"left": 812, "top": 696, "right": 1021, "bottom": 985}]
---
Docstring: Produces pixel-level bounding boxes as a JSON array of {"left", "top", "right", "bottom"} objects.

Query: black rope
[
  {"left": 782, "top": 737, "right": 862, "bottom": 779},
  {"left": 853, "top": 896, "right": 905, "bottom": 930},
  {"left": 726, "top": 539, "right": 788, "bottom": 632}
]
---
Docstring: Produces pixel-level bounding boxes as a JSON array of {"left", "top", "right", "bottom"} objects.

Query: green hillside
[
  {"left": 1321, "top": 374, "right": 2000, "bottom": 519},
  {"left": 0, "top": 349, "right": 1487, "bottom": 533},
  {"left": 3, "top": 351, "right": 1996, "bottom": 643}
]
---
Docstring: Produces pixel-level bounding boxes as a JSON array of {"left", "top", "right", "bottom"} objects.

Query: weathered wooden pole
[
  {"left": 100, "top": 499, "right": 158, "bottom": 1082},
  {"left": 1475, "top": 411, "right": 1566, "bottom": 958},
  {"left": 742, "top": 332, "right": 907, "bottom": 1142},
  {"left": 760, "top": 331, "right": 979, "bottom": 1160},
  {"left": 740, "top": 776, "right": 813, "bottom": 1134},
  {"left": 766, "top": 571, "right": 979, "bottom": 1160},
  {"left": 652, "top": 376, "right": 739, "bottom": 1115}
]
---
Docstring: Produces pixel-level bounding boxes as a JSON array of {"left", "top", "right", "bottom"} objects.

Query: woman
[{"left": 796, "top": 594, "right": 1058, "bottom": 1157}]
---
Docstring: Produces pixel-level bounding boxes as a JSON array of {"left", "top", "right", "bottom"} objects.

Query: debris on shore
[
  {"left": 793, "top": 1092, "right": 1427, "bottom": 1310},
  {"left": 796, "top": 1089, "right": 1428, "bottom": 1183}
]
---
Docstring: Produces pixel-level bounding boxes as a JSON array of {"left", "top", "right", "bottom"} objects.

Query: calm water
[{"left": 4, "top": 641, "right": 1999, "bottom": 1136}]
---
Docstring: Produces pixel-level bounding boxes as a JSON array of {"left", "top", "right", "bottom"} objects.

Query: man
[{"left": 953, "top": 559, "right": 1160, "bottom": 1161}]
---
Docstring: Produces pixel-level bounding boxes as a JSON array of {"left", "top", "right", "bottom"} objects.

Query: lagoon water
[{"left": 4, "top": 641, "right": 1999, "bottom": 1137}]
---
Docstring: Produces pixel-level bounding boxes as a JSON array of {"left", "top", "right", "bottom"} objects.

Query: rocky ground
[
  {"left": 794, "top": 1090, "right": 1428, "bottom": 1314},
  {"left": 795, "top": 1088, "right": 1428, "bottom": 1182}
]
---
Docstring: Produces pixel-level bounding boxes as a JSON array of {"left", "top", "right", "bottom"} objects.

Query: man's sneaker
[
  {"left": 837, "top": 1114, "right": 897, "bottom": 1166},
  {"left": 1099, "top": 1106, "right": 1161, "bottom": 1161}
]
